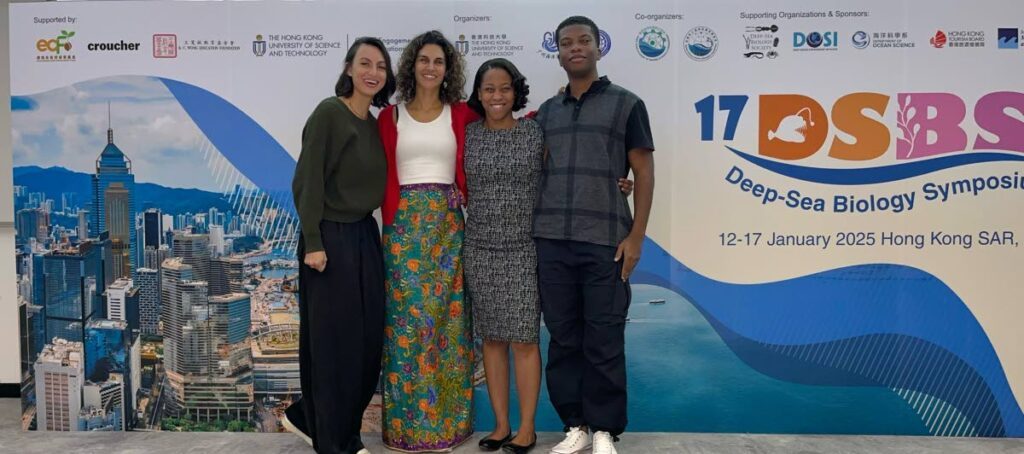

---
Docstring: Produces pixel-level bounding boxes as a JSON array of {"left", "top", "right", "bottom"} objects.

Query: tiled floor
[{"left": 2, "top": 399, "right": 1022, "bottom": 453}]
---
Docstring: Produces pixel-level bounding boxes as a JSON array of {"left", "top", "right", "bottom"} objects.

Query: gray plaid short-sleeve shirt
[{"left": 533, "top": 77, "right": 654, "bottom": 247}]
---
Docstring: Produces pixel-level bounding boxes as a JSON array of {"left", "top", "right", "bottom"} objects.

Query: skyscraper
[
  {"left": 159, "top": 258, "right": 193, "bottom": 376},
  {"left": 209, "top": 225, "right": 225, "bottom": 257},
  {"left": 43, "top": 240, "right": 110, "bottom": 344},
  {"left": 28, "top": 191, "right": 46, "bottom": 209},
  {"left": 77, "top": 210, "right": 89, "bottom": 242},
  {"left": 28, "top": 253, "right": 48, "bottom": 360},
  {"left": 171, "top": 232, "right": 210, "bottom": 283},
  {"left": 143, "top": 245, "right": 170, "bottom": 271},
  {"left": 135, "top": 268, "right": 160, "bottom": 337},
  {"left": 105, "top": 278, "right": 140, "bottom": 334},
  {"left": 14, "top": 185, "right": 28, "bottom": 211},
  {"left": 81, "top": 374, "right": 125, "bottom": 431},
  {"left": 161, "top": 258, "right": 253, "bottom": 421},
  {"left": 143, "top": 209, "right": 162, "bottom": 249},
  {"left": 84, "top": 319, "right": 134, "bottom": 430},
  {"left": 87, "top": 235, "right": 113, "bottom": 305},
  {"left": 16, "top": 207, "right": 49, "bottom": 246},
  {"left": 35, "top": 338, "right": 84, "bottom": 431},
  {"left": 104, "top": 184, "right": 131, "bottom": 279},
  {"left": 84, "top": 319, "right": 128, "bottom": 383},
  {"left": 61, "top": 192, "right": 77, "bottom": 215},
  {"left": 209, "top": 293, "right": 251, "bottom": 348},
  {"left": 91, "top": 105, "right": 136, "bottom": 278},
  {"left": 43, "top": 248, "right": 90, "bottom": 343},
  {"left": 104, "top": 279, "right": 130, "bottom": 324},
  {"left": 162, "top": 214, "right": 174, "bottom": 235},
  {"left": 19, "top": 297, "right": 31, "bottom": 386},
  {"left": 209, "top": 256, "right": 245, "bottom": 297}
]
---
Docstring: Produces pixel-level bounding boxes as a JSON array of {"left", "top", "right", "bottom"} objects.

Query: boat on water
[{"left": 649, "top": 299, "right": 666, "bottom": 305}]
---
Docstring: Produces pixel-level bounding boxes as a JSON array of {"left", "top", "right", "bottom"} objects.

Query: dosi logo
[{"left": 793, "top": 31, "right": 837, "bottom": 49}]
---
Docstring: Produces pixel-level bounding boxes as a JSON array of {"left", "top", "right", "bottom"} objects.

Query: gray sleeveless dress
[{"left": 463, "top": 118, "right": 544, "bottom": 343}]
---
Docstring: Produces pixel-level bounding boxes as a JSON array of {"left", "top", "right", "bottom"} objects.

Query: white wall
[{"left": 1, "top": 0, "right": 21, "bottom": 385}]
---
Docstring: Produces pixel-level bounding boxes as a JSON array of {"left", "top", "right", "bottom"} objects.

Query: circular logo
[
  {"left": 807, "top": 32, "right": 824, "bottom": 48},
  {"left": 541, "top": 31, "right": 558, "bottom": 53},
  {"left": 852, "top": 31, "right": 870, "bottom": 49},
  {"left": 636, "top": 26, "right": 669, "bottom": 60},
  {"left": 683, "top": 26, "right": 718, "bottom": 61},
  {"left": 599, "top": 30, "right": 612, "bottom": 56}
]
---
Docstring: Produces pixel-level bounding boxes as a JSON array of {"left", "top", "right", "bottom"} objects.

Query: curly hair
[
  {"left": 395, "top": 30, "right": 466, "bottom": 104},
  {"left": 467, "top": 58, "right": 530, "bottom": 118}
]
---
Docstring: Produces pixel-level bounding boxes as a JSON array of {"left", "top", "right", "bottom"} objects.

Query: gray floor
[{"left": 2, "top": 399, "right": 1023, "bottom": 453}]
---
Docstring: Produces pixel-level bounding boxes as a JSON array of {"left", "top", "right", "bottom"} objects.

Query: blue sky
[{"left": 12, "top": 75, "right": 224, "bottom": 191}]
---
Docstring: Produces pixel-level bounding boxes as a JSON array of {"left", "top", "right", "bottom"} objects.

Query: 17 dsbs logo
[
  {"left": 696, "top": 91, "right": 1024, "bottom": 210},
  {"left": 793, "top": 31, "right": 838, "bottom": 51}
]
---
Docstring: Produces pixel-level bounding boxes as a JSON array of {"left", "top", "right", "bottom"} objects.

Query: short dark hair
[
  {"left": 396, "top": 30, "right": 466, "bottom": 104},
  {"left": 556, "top": 16, "right": 600, "bottom": 44},
  {"left": 467, "top": 58, "right": 530, "bottom": 118},
  {"left": 334, "top": 37, "right": 395, "bottom": 108}
]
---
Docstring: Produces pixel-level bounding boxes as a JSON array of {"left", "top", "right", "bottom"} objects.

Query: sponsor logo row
[{"left": 33, "top": 26, "right": 1024, "bottom": 64}]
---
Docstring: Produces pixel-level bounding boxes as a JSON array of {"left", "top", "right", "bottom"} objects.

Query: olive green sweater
[{"left": 292, "top": 97, "right": 385, "bottom": 252}]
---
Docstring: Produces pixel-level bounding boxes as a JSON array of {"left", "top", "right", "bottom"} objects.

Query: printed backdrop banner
[{"left": 8, "top": 0, "right": 1024, "bottom": 437}]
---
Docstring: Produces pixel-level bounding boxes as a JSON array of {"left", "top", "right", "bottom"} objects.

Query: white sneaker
[
  {"left": 591, "top": 431, "right": 617, "bottom": 454},
  {"left": 550, "top": 426, "right": 591, "bottom": 454},
  {"left": 280, "top": 413, "right": 313, "bottom": 447}
]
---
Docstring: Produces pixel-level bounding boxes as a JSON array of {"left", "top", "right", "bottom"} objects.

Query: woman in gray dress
[{"left": 464, "top": 58, "right": 543, "bottom": 453}]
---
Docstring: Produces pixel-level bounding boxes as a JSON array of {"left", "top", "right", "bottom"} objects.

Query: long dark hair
[
  {"left": 335, "top": 37, "right": 396, "bottom": 108},
  {"left": 467, "top": 58, "right": 530, "bottom": 118},
  {"left": 396, "top": 30, "right": 466, "bottom": 104}
]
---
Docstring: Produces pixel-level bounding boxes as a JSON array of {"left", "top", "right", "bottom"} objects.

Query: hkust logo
[{"left": 696, "top": 92, "right": 1024, "bottom": 213}]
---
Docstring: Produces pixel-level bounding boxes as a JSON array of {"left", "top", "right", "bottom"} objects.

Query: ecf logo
[{"left": 793, "top": 32, "right": 838, "bottom": 49}]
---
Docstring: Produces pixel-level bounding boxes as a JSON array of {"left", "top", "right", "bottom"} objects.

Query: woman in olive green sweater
[{"left": 284, "top": 37, "right": 395, "bottom": 454}]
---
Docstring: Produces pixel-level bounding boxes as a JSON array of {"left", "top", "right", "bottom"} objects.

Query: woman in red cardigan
[{"left": 376, "top": 30, "right": 479, "bottom": 453}]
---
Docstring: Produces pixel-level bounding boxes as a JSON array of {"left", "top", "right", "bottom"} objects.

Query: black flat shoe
[
  {"left": 501, "top": 433, "right": 537, "bottom": 454},
  {"left": 478, "top": 431, "right": 513, "bottom": 451}
]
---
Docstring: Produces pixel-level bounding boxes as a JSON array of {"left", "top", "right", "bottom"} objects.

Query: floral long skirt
[{"left": 381, "top": 184, "right": 474, "bottom": 452}]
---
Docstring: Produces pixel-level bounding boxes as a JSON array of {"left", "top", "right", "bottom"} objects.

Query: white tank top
[{"left": 396, "top": 103, "right": 457, "bottom": 185}]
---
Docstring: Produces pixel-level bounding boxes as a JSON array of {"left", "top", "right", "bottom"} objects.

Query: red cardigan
[{"left": 377, "top": 102, "right": 479, "bottom": 226}]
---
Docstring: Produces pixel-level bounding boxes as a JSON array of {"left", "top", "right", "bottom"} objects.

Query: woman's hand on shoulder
[{"left": 618, "top": 178, "right": 634, "bottom": 196}]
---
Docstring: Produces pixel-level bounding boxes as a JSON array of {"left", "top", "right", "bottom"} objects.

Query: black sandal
[
  {"left": 501, "top": 433, "right": 537, "bottom": 453},
  {"left": 478, "top": 431, "right": 513, "bottom": 451}
]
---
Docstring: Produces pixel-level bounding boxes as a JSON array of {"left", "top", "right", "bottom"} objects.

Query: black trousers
[
  {"left": 536, "top": 238, "right": 631, "bottom": 436},
  {"left": 288, "top": 217, "right": 385, "bottom": 454}
]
